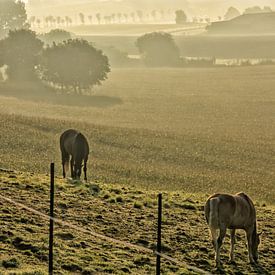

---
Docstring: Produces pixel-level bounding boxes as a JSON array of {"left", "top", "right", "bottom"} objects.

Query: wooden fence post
[
  {"left": 156, "top": 193, "right": 162, "bottom": 275},
  {"left": 49, "top": 163, "right": 55, "bottom": 275}
]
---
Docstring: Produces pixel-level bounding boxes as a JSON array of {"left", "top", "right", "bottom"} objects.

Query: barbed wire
[{"left": 0, "top": 193, "right": 212, "bottom": 275}]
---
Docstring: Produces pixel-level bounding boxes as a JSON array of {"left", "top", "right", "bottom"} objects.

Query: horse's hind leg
[
  {"left": 210, "top": 228, "right": 219, "bottom": 267},
  {"left": 216, "top": 226, "right": 226, "bottom": 267},
  {"left": 61, "top": 152, "right": 69, "bottom": 178},
  {"left": 70, "top": 157, "right": 75, "bottom": 179}
]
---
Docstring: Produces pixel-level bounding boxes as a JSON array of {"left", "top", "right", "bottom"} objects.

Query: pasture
[
  {"left": 0, "top": 66, "right": 274, "bottom": 203},
  {"left": 0, "top": 66, "right": 274, "bottom": 273}
]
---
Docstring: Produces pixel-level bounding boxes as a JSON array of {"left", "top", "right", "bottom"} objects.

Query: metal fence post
[
  {"left": 156, "top": 193, "right": 162, "bottom": 275},
  {"left": 49, "top": 163, "right": 55, "bottom": 275}
]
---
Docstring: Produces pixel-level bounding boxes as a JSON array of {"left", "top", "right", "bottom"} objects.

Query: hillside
[
  {"left": 207, "top": 12, "right": 275, "bottom": 35},
  {"left": 0, "top": 169, "right": 274, "bottom": 274}
]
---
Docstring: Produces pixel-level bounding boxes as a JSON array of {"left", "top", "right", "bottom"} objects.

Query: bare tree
[
  {"left": 96, "top": 13, "right": 101, "bottom": 24},
  {"left": 88, "top": 15, "right": 93, "bottom": 25},
  {"left": 79, "top": 13, "right": 85, "bottom": 25},
  {"left": 124, "top": 13, "right": 128, "bottom": 23},
  {"left": 136, "top": 10, "right": 143, "bottom": 22}
]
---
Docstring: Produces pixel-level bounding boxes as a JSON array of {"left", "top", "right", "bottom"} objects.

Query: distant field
[
  {"left": 0, "top": 66, "right": 274, "bottom": 204},
  {"left": 78, "top": 33, "right": 275, "bottom": 58},
  {"left": 63, "top": 23, "right": 205, "bottom": 36}
]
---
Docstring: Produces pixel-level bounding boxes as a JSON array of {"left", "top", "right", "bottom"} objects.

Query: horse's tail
[
  {"left": 64, "top": 160, "right": 69, "bottom": 173},
  {"left": 208, "top": 197, "right": 220, "bottom": 229}
]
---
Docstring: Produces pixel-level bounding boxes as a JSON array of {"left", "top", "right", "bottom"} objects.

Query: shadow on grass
[
  {"left": 0, "top": 81, "right": 123, "bottom": 108},
  {"left": 211, "top": 261, "right": 271, "bottom": 275},
  {"left": 251, "top": 262, "right": 270, "bottom": 275}
]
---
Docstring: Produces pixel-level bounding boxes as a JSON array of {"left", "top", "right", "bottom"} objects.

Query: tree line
[{"left": 27, "top": 6, "right": 274, "bottom": 28}]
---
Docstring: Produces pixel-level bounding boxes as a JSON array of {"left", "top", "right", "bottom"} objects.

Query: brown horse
[
  {"left": 205, "top": 192, "right": 261, "bottom": 267},
  {"left": 60, "top": 129, "right": 89, "bottom": 181}
]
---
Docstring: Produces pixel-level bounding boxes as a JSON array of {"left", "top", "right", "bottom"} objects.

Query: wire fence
[{"left": 0, "top": 187, "right": 212, "bottom": 275}]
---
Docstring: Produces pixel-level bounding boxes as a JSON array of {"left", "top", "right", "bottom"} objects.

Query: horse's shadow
[
  {"left": 213, "top": 261, "right": 270, "bottom": 275},
  {"left": 251, "top": 262, "right": 270, "bottom": 275}
]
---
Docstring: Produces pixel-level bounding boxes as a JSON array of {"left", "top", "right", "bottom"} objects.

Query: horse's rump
[{"left": 205, "top": 192, "right": 256, "bottom": 230}]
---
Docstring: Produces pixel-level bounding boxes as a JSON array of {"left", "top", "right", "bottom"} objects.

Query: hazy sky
[{"left": 25, "top": 0, "right": 275, "bottom": 18}]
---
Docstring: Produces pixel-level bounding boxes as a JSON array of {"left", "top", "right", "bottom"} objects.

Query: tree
[
  {"left": 79, "top": 13, "right": 85, "bottom": 25},
  {"left": 224, "top": 7, "right": 241, "bottom": 20},
  {"left": 88, "top": 15, "right": 93, "bottom": 25},
  {"left": 243, "top": 6, "right": 272, "bottom": 14},
  {"left": 40, "top": 39, "right": 110, "bottom": 93},
  {"left": 39, "top": 29, "right": 72, "bottom": 45},
  {"left": 136, "top": 32, "right": 180, "bottom": 67},
  {"left": 96, "top": 13, "right": 101, "bottom": 24},
  {"left": 263, "top": 6, "right": 273, "bottom": 13},
  {"left": 0, "top": 29, "right": 43, "bottom": 81},
  {"left": 136, "top": 10, "right": 143, "bottom": 22},
  {"left": 0, "top": 0, "right": 28, "bottom": 38},
  {"left": 175, "top": 10, "right": 187, "bottom": 24},
  {"left": 151, "top": 10, "right": 157, "bottom": 21}
]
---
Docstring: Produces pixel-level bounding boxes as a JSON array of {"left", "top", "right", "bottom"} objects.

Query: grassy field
[
  {"left": 0, "top": 67, "right": 274, "bottom": 203},
  {"left": 0, "top": 169, "right": 274, "bottom": 274},
  {"left": 0, "top": 66, "right": 274, "bottom": 273}
]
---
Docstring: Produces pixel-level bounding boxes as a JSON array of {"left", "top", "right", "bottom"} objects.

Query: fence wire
[{"left": 0, "top": 193, "right": 212, "bottom": 275}]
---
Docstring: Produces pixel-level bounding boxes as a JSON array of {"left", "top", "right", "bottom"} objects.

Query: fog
[{"left": 25, "top": 0, "right": 275, "bottom": 19}]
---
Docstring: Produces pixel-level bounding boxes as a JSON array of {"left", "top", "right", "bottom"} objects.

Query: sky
[{"left": 24, "top": 0, "right": 275, "bottom": 18}]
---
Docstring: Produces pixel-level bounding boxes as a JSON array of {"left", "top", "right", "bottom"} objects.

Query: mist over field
[
  {"left": 0, "top": 0, "right": 275, "bottom": 274},
  {"left": 24, "top": 0, "right": 275, "bottom": 18}
]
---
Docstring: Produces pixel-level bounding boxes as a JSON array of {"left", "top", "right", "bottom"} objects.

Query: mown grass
[{"left": 0, "top": 170, "right": 274, "bottom": 274}]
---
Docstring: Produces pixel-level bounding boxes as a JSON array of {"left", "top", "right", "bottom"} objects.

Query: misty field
[
  {"left": 0, "top": 66, "right": 275, "bottom": 273},
  {"left": 0, "top": 66, "right": 274, "bottom": 203}
]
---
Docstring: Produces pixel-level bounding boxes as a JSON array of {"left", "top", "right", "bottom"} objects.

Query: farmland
[{"left": 0, "top": 66, "right": 274, "bottom": 273}]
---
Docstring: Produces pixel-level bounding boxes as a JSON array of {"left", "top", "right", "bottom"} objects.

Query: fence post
[
  {"left": 49, "top": 163, "right": 55, "bottom": 275},
  {"left": 156, "top": 193, "right": 162, "bottom": 275}
]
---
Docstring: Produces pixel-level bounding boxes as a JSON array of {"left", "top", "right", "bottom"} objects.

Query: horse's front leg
[
  {"left": 62, "top": 162, "right": 66, "bottom": 178},
  {"left": 246, "top": 229, "right": 255, "bottom": 264},
  {"left": 230, "top": 229, "right": 236, "bottom": 263},
  {"left": 70, "top": 157, "right": 75, "bottom": 179},
  {"left": 84, "top": 159, "right": 88, "bottom": 181}
]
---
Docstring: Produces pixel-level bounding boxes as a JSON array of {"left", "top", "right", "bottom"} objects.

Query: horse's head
[
  {"left": 252, "top": 231, "right": 262, "bottom": 262},
  {"left": 74, "top": 162, "right": 83, "bottom": 180}
]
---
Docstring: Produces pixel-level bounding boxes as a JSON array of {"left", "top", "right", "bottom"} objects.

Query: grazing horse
[
  {"left": 205, "top": 192, "right": 261, "bottom": 267},
  {"left": 60, "top": 129, "right": 89, "bottom": 181}
]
